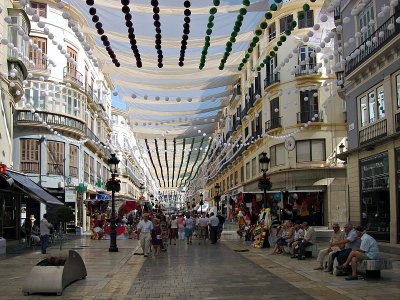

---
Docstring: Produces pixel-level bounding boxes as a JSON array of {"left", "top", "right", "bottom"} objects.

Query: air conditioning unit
[{"left": 58, "top": 181, "right": 65, "bottom": 189}]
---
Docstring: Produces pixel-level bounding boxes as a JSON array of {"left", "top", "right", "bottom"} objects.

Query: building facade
[
  {"left": 337, "top": 0, "right": 400, "bottom": 243},
  {"left": 207, "top": 0, "right": 348, "bottom": 227},
  {"left": 11, "top": 1, "right": 114, "bottom": 231}
]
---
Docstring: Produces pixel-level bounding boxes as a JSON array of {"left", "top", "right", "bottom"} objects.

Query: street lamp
[
  {"left": 108, "top": 153, "right": 120, "bottom": 252},
  {"left": 200, "top": 193, "right": 204, "bottom": 214},
  {"left": 215, "top": 183, "right": 220, "bottom": 211},
  {"left": 258, "top": 152, "right": 270, "bottom": 209}
]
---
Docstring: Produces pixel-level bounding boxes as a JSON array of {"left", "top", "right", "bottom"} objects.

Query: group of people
[
  {"left": 136, "top": 211, "right": 225, "bottom": 257},
  {"left": 269, "top": 220, "right": 380, "bottom": 281},
  {"left": 23, "top": 214, "right": 54, "bottom": 254}
]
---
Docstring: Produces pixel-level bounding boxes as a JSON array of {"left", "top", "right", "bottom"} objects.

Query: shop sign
[{"left": 0, "top": 164, "right": 6, "bottom": 173}]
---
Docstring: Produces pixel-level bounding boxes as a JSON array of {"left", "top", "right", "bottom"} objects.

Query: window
[
  {"left": 234, "top": 170, "right": 238, "bottom": 185},
  {"left": 299, "top": 90, "right": 319, "bottom": 123},
  {"left": 268, "top": 22, "right": 276, "bottom": 41},
  {"left": 397, "top": 74, "right": 400, "bottom": 109},
  {"left": 20, "top": 139, "right": 40, "bottom": 173},
  {"left": 358, "top": 85, "right": 385, "bottom": 127},
  {"left": 245, "top": 126, "right": 249, "bottom": 137},
  {"left": 299, "top": 46, "right": 316, "bottom": 70},
  {"left": 246, "top": 162, "right": 250, "bottom": 180},
  {"left": 90, "top": 156, "right": 95, "bottom": 184},
  {"left": 296, "top": 139, "right": 325, "bottom": 162},
  {"left": 97, "top": 162, "right": 101, "bottom": 184},
  {"left": 266, "top": 54, "right": 277, "bottom": 85},
  {"left": 69, "top": 145, "right": 78, "bottom": 178},
  {"left": 298, "top": 10, "right": 314, "bottom": 29},
  {"left": 270, "top": 143, "right": 285, "bottom": 167},
  {"left": 29, "top": 36, "right": 47, "bottom": 69},
  {"left": 240, "top": 166, "right": 244, "bottom": 183},
  {"left": 251, "top": 157, "right": 257, "bottom": 177},
  {"left": 47, "top": 141, "right": 65, "bottom": 175},
  {"left": 359, "top": 2, "right": 374, "bottom": 43},
  {"left": 279, "top": 14, "right": 293, "bottom": 34},
  {"left": 66, "top": 47, "right": 78, "bottom": 79},
  {"left": 102, "top": 165, "right": 108, "bottom": 186},
  {"left": 270, "top": 97, "right": 280, "bottom": 127},
  {"left": 30, "top": 2, "right": 47, "bottom": 18},
  {"left": 84, "top": 152, "right": 89, "bottom": 182}
]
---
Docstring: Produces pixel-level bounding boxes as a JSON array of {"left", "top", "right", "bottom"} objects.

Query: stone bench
[
  {"left": 283, "top": 243, "right": 318, "bottom": 257},
  {"left": 333, "top": 257, "right": 392, "bottom": 278}
]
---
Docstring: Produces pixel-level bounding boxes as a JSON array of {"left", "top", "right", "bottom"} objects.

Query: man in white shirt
[
  {"left": 208, "top": 212, "right": 219, "bottom": 244},
  {"left": 137, "top": 213, "right": 153, "bottom": 257},
  {"left": 40, "top": 214, "right": 53, "bottom": 254},
  {"left": 296, "top": 222, "right": 316, "bottom": 260},
  {"left": 198, "top": 214, "right": 209, "bottom": 243}
]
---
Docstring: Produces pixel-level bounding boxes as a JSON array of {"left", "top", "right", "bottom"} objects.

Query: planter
[{"left": 22, "top": 250, "right": 87, "bottom": 296}]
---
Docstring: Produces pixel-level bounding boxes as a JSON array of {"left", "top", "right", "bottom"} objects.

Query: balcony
[
  {"left": 69, "top": 166, "right": 78, "bottom": 178},
  {"left": 265, "top": 117, "right": 282, "bottom": 132},
  {"left": 345, "top": 9, "right": 400, "bottom": 75},
  {"left": 295, "top": 63, "right": 319, "bottom": 77},
  {"left": 86, "top": 127, "right": 100, "bottom": 145},
  {"left": 28, "top": 56, "right": 49, "bottom": 74},
  {"left": 20, "top": 162, "right": 40, "bottom": 173},
  {"left": 296, "top": 111, "right": 323, "bottom": 124},
  {"left": 86, "top": 85, "right": 94, "bottom": 100},
  {"left": 359, "top": 119, "right": 387, "bottom": 145},
  {"left": 229, "top": 86, "right": 241, "bottom": 106},
  {"left": 264, "top": 72, "right": 280, "bottom": 89},
  {"left": 63, "top": 66, "right": 83, "bottom": 87},
  {"left": 47, "top": 163, "right": 64, "bottom": 175},
  {"left": 16, "top": 110, "right": 86, "bottom": 134}
]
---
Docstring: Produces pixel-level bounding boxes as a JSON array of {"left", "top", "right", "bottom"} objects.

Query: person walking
[
  {"left": 185, "top": 214, "right": 194, "bottom": 244},
  {"left": 208, "top": 212, "right": 219, "bottom": 244},
  {"left": 40, "top": 214, "right": 53, "bottom": 254},
  {"left": 177, "top": 214, "right": 186, "bottom": 241},
  {"left": 160, "top": 214, "right": 168, "bottom": 251},
  {"left": 151, "top": 219, "right": 162, "bottom": 257},
  {"left": 198, "top": 213, "right": 209, "bottom": 244},
  {"left": 216, "top": 212, "right": 225, "bottom": 240},
  {"left": 169, "top": 215, "right": 178, "bottom": 245},
  {"left": 137, "top": 213, "right": 153, "bottom": 257}
]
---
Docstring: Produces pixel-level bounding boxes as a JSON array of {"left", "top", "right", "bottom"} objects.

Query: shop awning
[
  {"left": 6, "top": 170, "right": 63, "bottom": 205},
  {"left": 313, "top": 178, "right": 335, "bottom": 186}
]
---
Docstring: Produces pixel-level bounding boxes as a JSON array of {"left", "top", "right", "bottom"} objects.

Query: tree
[{"left": 56, "top": 206, "right": 74, "bottom": 232}]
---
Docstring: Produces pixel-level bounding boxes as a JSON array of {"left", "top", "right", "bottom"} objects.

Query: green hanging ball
[
  {"left": 199, "top": 66, "right": 204, "bottom": 70},
  {"left": 265, "top": 55, "right": 271, "bottom": 62},
  {"left": 235, "top": 21, "right": 242, "bottom": 27},
  {"left": 273, "top": 46, "right": 279, "bottom": 51},
  {"left": 232, "top": 31, "right": 238, "bottom": 37},
  {"left": 226, "top": 41, "right": 232, "bottom": 47},
  {"left": 285, "top": 29, "right": 291, "bottom": 35},
  {"left": 253, "top": 36, "right": 260, "bottom": 43},
  {"left": 260, "top": 22, "right": 268, "bottom": 29},
  {"left": 290, "top": 20, "right": 297, "bottom": 28},
  {"left": 280, "top": 35, "right": 287, "bottom": 42},
  {"left": 230, "top": 36, "right": 236, "bottom": 43},
  {"left": 205, "top": 36, "right": 210, "bottom": 42},
  {"left": 206, "top": 28, "right": 212, "bottom": 35},
  {"left": 277, "top": 41, "right": 282, "bottom": 46},
  {"left": 239, "top": 8, "right": 247, "bottom": 15},
  {"left": 209, "top": 15, "right": 215, "bottom": 22},
  {"left": 242, "top": 0, "right": 250, "bottom": 6},
  {"left": 255, "top": 29, "right": 263, "bottom": 36},
  {"left": 265, "top": 12, "right": 273, "bottom": 19},
  {"left": 205, "top": 41, "right": 210, "bottom": 47},
  {"left": 248, "top": 48, "right": 253, "bottom": 53},
  {"left": 210, "top": 7, "right": 217, "bottom": 14},
  {"left": 237, "top": 15, "right": 244, "bottom": 22},
  {"left": 269, "top": 51, "right": 275, "bottom": 57},
  {"left": 260, "top": 63, "right": 264, "bottom": 68},
  {"left": 250, "top": 42, "right": 256, "bottom": 48},
  {"left": 245, "top": 53, "right": 250, "bottom": 59},
  {"left": 303, "top": 3, "right": 310, "bottom": 11},
  {"left": 238, "top": 67, "right": 242, "bottom": 71},
  {"left": 213, "top": 0, "right": 220, "bottom": 6},
  {"left": 298, "top": 11, "right": 305, "bottom": 20},
  {"left": 257, "top": 66, "right": 261, "bottom": 71},
  {"left": 233, "top": 26, "right": 240, "bottom": 32},
  {"left": 274, "top": 0, "right": 282, "bottom": 3},
  {"left": 207, "top": 22, "right": 214, "bottom": 29},
  {"left": 219, "top": 66, "right": 224, "bottom": 70},
  {"left": 270, "top": 4, "right": 278, "bottom": 11}
]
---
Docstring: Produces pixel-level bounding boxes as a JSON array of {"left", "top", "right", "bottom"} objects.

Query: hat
[
  {"left": 29, "top": 215, "right": 36, "bottom": 221},
  {"left": 355, "top": 225, "right": 365, "bottom": 232}
]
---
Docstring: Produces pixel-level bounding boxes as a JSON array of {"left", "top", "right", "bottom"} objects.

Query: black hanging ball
[
  {"left": 137, "top": 61, "right": 142, "bottom": 68},
  {"left": 179, "top": 61, "right": 184, "bottom": 67},
  {"left": 89, "top": 7, "right": 96, "bottom": 15},
  {"left": 155, "top": 33, "right": 161, "bottom": 39},
  {"left": 184, "top": 1, "right": 191, "bottom": 8},
  {"left": 181, "top": 45, "right": 187, "bottom": 50},
  {"left": 95, "top": 22, "right": 103, "bottom": 29},
  {"left": 184, "top": 17, "right": 191, "bottom": 23},
  {"left": 184, "top": 9, "right": 191, "bottom": 16},
  {"left": 86, "top": 0, "right": 95, "bottom": 6},
  {"left": 155, "top": 39, "right": 161, "bottom": 45},
  {"left": 155, "top": 44, "right": 161, "bottom": 50},
  {"left": 115, "top": 62, "right": 121, "bottom": 67},
  {"left": 130, "top": 39, "right": 137, "bottom": 45},
  {"left": 151, "top": 0, "right": 159, "bottom": 6},
  {"left": 183, "top": 28, "right": 190, "bottom": 34},
  {"left": 126, "top": 20, "right": 133, "bottom": 27},
  {"left": 156, "top": 28, "right": 161, "bottom": 34},
  {"left": 92, "top": 15, "right": 99, "bottom": 23},
  {"left": 125, "top": 14, "right": 132, "bottom": 21},
  {"left": 128, "top": 33, "right": 135, "bottom": 39},
  {"left": 157, "top": 49, "right": 162, "bottom": 55},
  {"left": 153, "top": 14, "right": 160, "bottom": 21},
  {"left": 101, "top": 35, "right": 108, "bottom": 41},
  {"left": 97, "top": 28, "right": 104, "bottom": 35},
  {"left": 128, "top": 27, "right": 134, "bottom": 34},
  {"left": 122, "top": 6, "right": 130, "bottom": 14},
  {"left": 181, "top": 40, "right": 187, "bottom": 46},
  {"left": 121, "top": 0, "right": 130, "bottom": 5},
  {"left": 154, "top": 21, "right": 161, "bottom": 27},
  {"left": 112, "top": 58, "right": 117, "bottom": 64},
  {"left": 158, "top": 63, "right": 163, "bottom": 68},
  {"left": 182, "top": 34, "right": 188, "bottom": 40},
  {"left": 105, "top": 46, "right": 112, "bottom": 51},
  {"left": 183, "top": 23, "right": 189, "bottom": 29},
  {"left": 103, "top": 40, "right": 110, "bottom": 47},
  {"left": 153, "top": 7, "right": 160, "bottom": 14}
]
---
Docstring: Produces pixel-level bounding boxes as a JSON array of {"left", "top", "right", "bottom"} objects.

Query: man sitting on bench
[{"left": 336, "top": 226, "right": 379, "bottom": 280}]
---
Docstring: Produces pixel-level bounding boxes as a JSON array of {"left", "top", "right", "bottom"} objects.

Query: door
[{"left": 67, "top": 47, "right": 78, "bottom": 80}]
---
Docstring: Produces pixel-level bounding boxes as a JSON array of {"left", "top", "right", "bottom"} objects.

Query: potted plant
[{"left": 22, "top": 250, "right": 87, "bottom": 296}]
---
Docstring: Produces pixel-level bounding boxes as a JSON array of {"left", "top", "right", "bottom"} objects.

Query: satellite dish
[{"left": 284, "top": 136, "right": 296, "bottom": 151}]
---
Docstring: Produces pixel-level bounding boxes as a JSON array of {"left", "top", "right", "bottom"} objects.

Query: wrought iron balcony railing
[
  {"left": 295, "top": 63, "right": 318, "bottom": 77},
  {"left": 265, "top": 117, "right": 282, "bottom": 132},
  {"left": 296, "top": 111, "right": 323, "bottom": 124},
  {"left": 63, "top": 66, "right": 83, "bottom": 87},
  {"left": 264, "top": 72, "right": 280, "bottom": 89},
  {"left": 359, "top": 119, "right": 387, "bottom": 145}
]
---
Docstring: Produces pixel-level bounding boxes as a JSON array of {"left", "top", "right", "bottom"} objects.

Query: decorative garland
[
  {"left": 199, "top": 0, "right": 220, "bottom": 70},
  {"left": 86, "top": 0, "right": 120, "bottom": 67},
  {"left": 178, "top": 137, "right": 195, "bottom": 186},
  {"left": 184, "top": 139, "right": 212, "bottom": 187},
  {"left": 172, "top": 138, "right": 176, "bottom": 185},
  {"left": 154, "top": 138, "right": 166, "bottom": 187},
  {"left": 175, "top": 138, "right": 186, "bottom": 186},
  {"left": 181, "top": 136, "right": 205, "bottom": 187},
  {"left": 219, "top": 0, "right": 251, "bottom": 70},
  {"left": 120, "top": 0, "right": 142, "bottom": 68},
  {"left": 145, "top": 138, "right": 162, "bottom": 186},
  {"left": 179, "top": 1, "right": 191, "bottom": 67},
  {"left": 150, "top": 0, "right": 163, "bottom": 68},
  {"left": 164, "top": 138, "right": 170, "bottom": 187}
]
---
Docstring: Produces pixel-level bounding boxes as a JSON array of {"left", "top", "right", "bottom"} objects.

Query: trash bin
[
  {"left": 75, "top": 227, "right": 82, "bottom": 236},
  {"left": 0, "top": 237, "right": 6, "bottom": 255}
]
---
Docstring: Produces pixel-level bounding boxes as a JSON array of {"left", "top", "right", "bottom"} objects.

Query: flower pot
[{"left": 22, "top": 250, "right": 87, "bottom": 296}]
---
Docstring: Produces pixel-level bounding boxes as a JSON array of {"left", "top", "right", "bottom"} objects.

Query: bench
[
  {"left": 333, "top": 257, "right": 392, "bottom": 278},
  {"left": 283, "top": 243, "right": 318, "bottom": 257}
]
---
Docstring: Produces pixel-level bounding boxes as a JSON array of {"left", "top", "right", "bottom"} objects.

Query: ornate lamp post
[
  {"left": 200, "top": 193, "right": 204, "bottom": 215},
  {"left": 107, "top": 153, "right": 120, "bottom": 252},
  {"left": 215, "top": 183, "right": 220, "bottom": 211},
  {"left": 258, "top": 152, "right": 271, "bottom": 209}
]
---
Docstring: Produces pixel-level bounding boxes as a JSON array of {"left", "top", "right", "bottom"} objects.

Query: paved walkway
[{"left": 0, "top": 235, "right": 399, "bottom": 299}]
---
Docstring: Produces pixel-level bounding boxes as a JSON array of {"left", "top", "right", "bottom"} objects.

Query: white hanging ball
[
  {"left": 320, "top": 14, "right": 328, "bottom": 22},
  {"left": 30, "top": 108, "right": 35, "bottom": 113},
  {"left": 60, "top": 48, "right": 66, "bottom": 54},
  {"left": 369, "top": 19, "right": 375, "bottom": 26},
  {"left": 303, "top": 36, "right": 309, "bottom": 42},
  {"left": 15, "top": 90, "right": 21, "bottom": 96},
  {"left": 378, "top": 31, "right": 385, "bottom": 38},
  {"left": 348, "top": 37, "right": 355, "bottom": 44},
  {"left": 198, "top": 130, "right": 201, "bottom": 133},
  {"left": 390, "top": 0, "right": 399, "bottom": 7},
  {"left": 315, "top": 46, "right": 321, "bottom": 53},
  {"left": 56, "top": 2, "right": 64, "bottom": 9},
  {"left": 27, "top": 72, "right": 33, "bottom": 78},
  {"left": 42, "top": 121, "right": 47, "bottom": 126},
  {"left": 113, "top": 91, "right": 118, "bottom": 96},
  {"left": 343, "top": 17, "right": 350, "bottom": 24},
  {"left": 62, "top": 12, "right": 70, "bottom": 19},
  {"left": 336, "top": 25, "right": 343, "bottom": 32},
  {"left": 39, "top": 76, "right": 44, "bottom": 81},
  {"left": 176, "top": 97, "right": 181, "bottom": 102},
  {"left": 304, "top": 97, "right": 309, "bottom": 102},
  {"left": 354, "top": 32, "right": 362, "bottom": 38},
  {"left": 165, "top": 97, "right": 169, "bottom": 101},
  {"left": 313, "top": 92, "right": 318, "bottom": 97},
  {"left": 313, "top": 24, "right": 320, "bottom": 31},
  {"left": 32, "top": 15, "right": 40, "bottom": 22},
  {"left": 37, "top": 21, "right": 45, "bottom": 28},
  {"left": 23, "top": 80, "right": 28, "bottom": 85},
  {"left": 324, "top": 36, "right": 331, "bottom": 43},
  {"left": 57, "top": 44, "right": 62, "bottom": 50},
  {"left": 274, "top": 108, "right": 279, "bottom": 113},
  {"left": 388, "top": 23, "right": 395, "bottom": 30},
  {"left": 4, "top": 16, "right": 13, "bottom": 24},
  {"left": 360, "top": 26, "right": 368, "bottom": 33},
  {"left": 320, "top": 41, "right": 326, "bottom": 48},
  {"left": 255, "top": 94, "right": 260, "bottom": 99},
  {"left": 9, "top": 82, "right": 16, "bottom": 88},
  {"left": 307, "top": 31, "right": 314, "bottom": 37},
  {"left": 304, "top": 123, "right": 309, "bottom": 128},
  {"left": 66, "top": 82, "right": 71, "bottom": 87}
]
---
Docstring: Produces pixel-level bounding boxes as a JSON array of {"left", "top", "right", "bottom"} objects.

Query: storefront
[{"left": 360, "top": 152, "right": 390, "bottom": 242}]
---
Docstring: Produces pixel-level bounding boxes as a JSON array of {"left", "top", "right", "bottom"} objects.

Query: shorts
[
  {"left": 169, "top": 228, "right": 178, "bottom": 238},
  {"left": 354, "top": 251, "right": 370, "bottom": 261},
  {"left": 185, "top": 227, "right": 193, "bottom": 237}
]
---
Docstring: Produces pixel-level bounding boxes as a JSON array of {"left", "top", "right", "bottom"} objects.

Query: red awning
[{"left": 123, "top": 200, "right": 138, "bottom": 213}]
